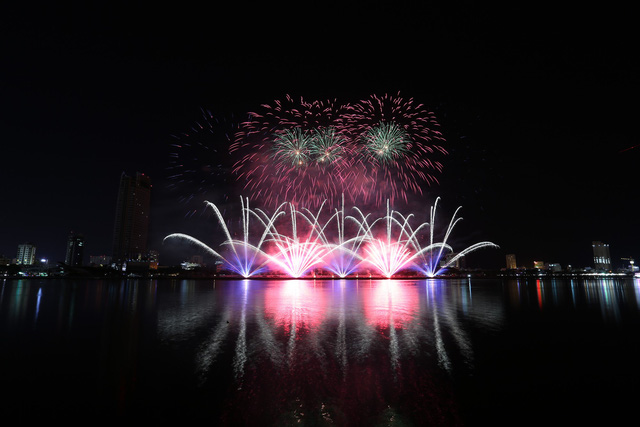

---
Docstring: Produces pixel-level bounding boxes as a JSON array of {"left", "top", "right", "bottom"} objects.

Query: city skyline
[
  {"left": 2, "top": 184, "right": 633, "bottom": 273},
  {"left": 1, "top": 3, "right": 638, "bottom": 270}
]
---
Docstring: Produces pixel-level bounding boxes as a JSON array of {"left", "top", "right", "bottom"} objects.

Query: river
[{"left": 1, "top": 277, "right": 639, "bottom": 425}]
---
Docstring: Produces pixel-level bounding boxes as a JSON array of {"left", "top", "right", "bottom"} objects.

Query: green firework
[
  {"left": 271, "top": 128, "right": 312, "bottom": 167},
  {"left": 361, "top": 122, "right": 409, "bottom": 164},
  {"left": 310, "top": 127, "right": 347, "bottom": 165}
]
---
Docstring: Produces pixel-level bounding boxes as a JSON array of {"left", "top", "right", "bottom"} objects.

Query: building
[
  {"left": 506, "top": 254, "right": 517, "bottom": 269},
  {"left": 17, "top": 243, "right": 36, "bottom": 265},
  {"left": 592, "top": 241, "right": 611, "bottom": 271},
  {"left": 148, "top": 250, "right": 159, "bottom": 270},
  {"left": 89, "top": 255, "right": 112, "bottom": 266},
  {"left": 65, "top": 232, "right": 84, "bottom": 266},
  {"left": 533, "top": 260, "right": 545, "bottom": 269},
  {"left": 548, "top": 263, "right": 562, "bottom": 272},
  {"left": 112, "top": 172, "right": 151, "bottom": 262}
]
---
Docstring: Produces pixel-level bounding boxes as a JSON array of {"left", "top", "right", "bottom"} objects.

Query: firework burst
[
  {"left": 271, "top": 128, "right": 313, "bottom": 168},
  {"left": 343, "top": 92, "right": 448, "bottom": 205},
  {"left": 309, "top": 126, "right": 348, "bottom": 165},
  {"left": 175, "top": 93, "right": 447, "bottom": 211},
  {"left": 230, "top": 95, "right": 356, "bottom": 209},
  {"left": 360, "top": 121, "right": 410, "bottom": 165},
  {"left": 228, "top": 93, "right": 447, "bottom": 210},
  {"left": 167, "top": 109, "right": 238, "bottom": 215}
]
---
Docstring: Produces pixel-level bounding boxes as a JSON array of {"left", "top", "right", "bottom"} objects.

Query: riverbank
[{"left": 3, "top": 268, "right": 637, "bottom": 281}]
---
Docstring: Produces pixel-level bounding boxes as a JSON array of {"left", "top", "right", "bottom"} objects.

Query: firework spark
[
  {"left": 163, "top": 197, "right": 498, "bottom": 278},
  {"left": 230, "top": 96, "right": 355, "bottom": 209},
  {"left": 167, "top": 109, "right": 238, "bottom": 213},
  {"left": 361, "top": 121, "right": 410, "bottom": 164},
  {"left": 343, "top": 92, "right": 448, "bottom": 205},
  {"left": 227, "top": 93, "right": 447, "bottom": 210}
]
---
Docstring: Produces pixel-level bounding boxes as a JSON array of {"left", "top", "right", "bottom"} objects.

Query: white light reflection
[
  {"left": 194, "top": 308, "right": 232, "bottom": 385},
  {"left": 34, "top": 287, "right": 42, "bottom": 323},
  {"left": 427, "top": 280, "right": 452, "bottom": 373},
  {"left": 285, "top": 281, "right": 300, "bottom": 365},
  {"left": 570, "top": 279, "right": 578, "bottom": 307},
  {"left": 335, "top": 280, "right": 348, "bottom": 378},
  {"left": 157, "top": 281, "right": 220, "bottom": 342},
  {"left": 350, "top": 282, "right": 375, "bottom": 361},
  {"left": 383, "top": 282, "right": 401, "bottom": 372},
  {"left": 583, "top": 279, "right": 623, "bottom": 323},
  {"left": 232, "top": 280, "right": 249, "bottom": 386},
  {"left": 253, "top": 297, "right": 285, "bottom": 368},
  {"left": 425, "top": 279, "right": 504, "bottom": 374},
  {"left": 165, "top": 278, "right": 507, "bottom": 394}
]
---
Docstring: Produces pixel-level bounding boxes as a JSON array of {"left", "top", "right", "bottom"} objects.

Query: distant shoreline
[{"left": 3, "top": 270, "right": 637, "bottom": 281}]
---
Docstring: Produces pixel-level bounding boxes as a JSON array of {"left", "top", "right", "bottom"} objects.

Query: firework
[
  {"left": 230, "top": 95, "right": 355, "bottom": 209},
  {"left": 320, "top": 195, "right": 370, "bottom": 278},
  {"left": 360, "top": 121, "right": 410, "bottom": 165},
  {"left": 226, "top": 93, "right": 447, "bottom": 210},
  {"left": 167, "top": 109, "right": 239, "bottom": 215},
  {"left": 309, "top": 126, "right": 349, "bottom": 165},
  {"left": 363, "top": 239, "right": 414, "bottom": 278},
  {"left": 271, "top": 128, "right": 312, "bottom": 167},
  {"left": 343, "top": 92, "right": 448, "bottom": 205},
  {"left": 163, "top": 197, "right": 498, "bottom": 278},
  {"left": 171, "top": 93, "right": 448, "bottom": 214},
  {"left": 263, "top": 202, "right": 329, "bottom": 278}
]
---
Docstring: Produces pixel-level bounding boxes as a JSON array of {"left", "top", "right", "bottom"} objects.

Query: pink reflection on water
[
  {"left": 263, "top": 280, "right": 327, "bottom": 335},
  {"left": 363, "top": 280, "right": 419, "bottom": 329}
]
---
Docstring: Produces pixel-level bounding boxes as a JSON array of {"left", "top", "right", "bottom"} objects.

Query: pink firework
[
  {"left": 229, "top": 95, "right": 356, "bottom": 209},
  {"left": 228, "top": 93, "right": 447, "bottom": 210},
  {"left": 343, "top": 92, "right": 448, "bottom": 206}
]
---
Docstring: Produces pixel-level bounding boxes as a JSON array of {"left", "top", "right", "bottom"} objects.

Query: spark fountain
[
  {"left": 416, "top": 198, "right": 500, "bottom": 277},
  {"left": 164, "top": 196, "right": 498, "bottom": 279},
  {"left": 164, "top": 197, "right": 276, "bottom": 278},
  {"left": 264, "top": 202, "right": 328, "bottom": 278},
  {"left": 310, "top": 194, "right": 369, "bottom": 278}
]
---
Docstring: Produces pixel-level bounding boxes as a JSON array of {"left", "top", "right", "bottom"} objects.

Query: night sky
[{"left": 2, "top": 2, "right": 638, "bottom": 270}]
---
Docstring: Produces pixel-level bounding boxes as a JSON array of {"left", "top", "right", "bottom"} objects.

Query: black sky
[{"left": 1, "top": 2, "right": 638, "bottom": 269}]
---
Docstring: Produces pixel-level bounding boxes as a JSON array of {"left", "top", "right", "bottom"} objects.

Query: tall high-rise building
[
  {"left": 506, "top": 254, "right": 517, "bottom": 269},
  {"left": 592, "top": 241, "right": 611, "bottom": 271},
  {"left": 112, "top": 172, "right": 151, "bottom": 262},
  {"left": 17, "top": 243, "right": 36, "bottom": 265},
  {"left": 65, "top": 232, "right": 84, "bottom": 266}
]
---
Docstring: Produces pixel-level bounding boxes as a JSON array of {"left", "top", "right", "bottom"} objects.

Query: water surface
[{"left": 2, "top": 278, "right": 639, "bottom": 425}]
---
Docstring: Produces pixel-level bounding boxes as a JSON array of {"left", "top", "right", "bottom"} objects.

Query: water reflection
[
  {"left": 151, "top": 278, "right": 508, "bottom": 424},
  {"left": 2, "top": 277, "right": 640, "bottom": 424},
  {"left": 503, "top": 278, "right": 640, "bottom": 322}
]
